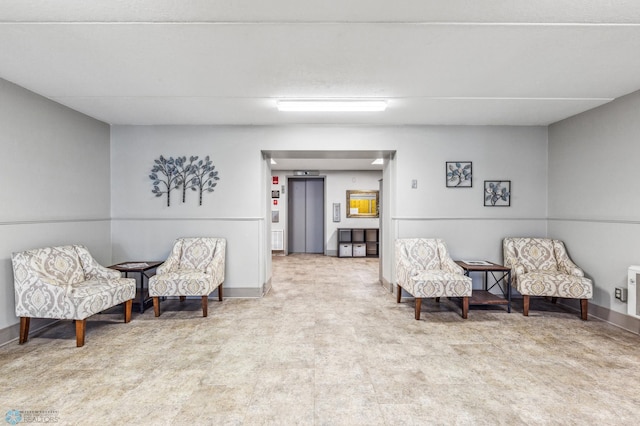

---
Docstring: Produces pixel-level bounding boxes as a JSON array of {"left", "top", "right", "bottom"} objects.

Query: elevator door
[{"left": 288, "top": 178, "right": 324, "bottom": 254}]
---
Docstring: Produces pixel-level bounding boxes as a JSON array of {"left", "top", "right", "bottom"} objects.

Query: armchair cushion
[
  {"left": 148, "top": 270, "right": 212, "bottom": 296},
  {"left": 179, "top": 238, "right": 218, "bottom": 270},
  {"left": 509, "top": 238, "right": 558, "bottom": 273},
  {"left": 30, "top": 246, "right": 86, "bottom": 286},
  {"left": 399, "top": 238, "right": 442, "bottom": 271},
  {"left": 410, "top": 270, "right": 472, "bottom": 298},
  {"left": 517, "top": 272, "right": 592, "bottom": 299}
]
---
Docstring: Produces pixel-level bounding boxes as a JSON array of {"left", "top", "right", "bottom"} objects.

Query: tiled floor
[{"left": 1, "top": 254, "right": 639, "bottom": 425}]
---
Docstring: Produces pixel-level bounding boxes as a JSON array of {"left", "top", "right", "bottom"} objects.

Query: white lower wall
[
  {"left": 548, "top": 220, "right": 639, "bottom": 311},
  {"left": 396, "top": 218, "right": 547, "bottom": 291},
  {"left": 396, "top": 218, "right": 547, "bottom": 263},
  {"left": 111, "top": 219, "right": 262, "bottom": 296},
  {"left": 0, "top": 221, "right": 111, "bottom": 330}
]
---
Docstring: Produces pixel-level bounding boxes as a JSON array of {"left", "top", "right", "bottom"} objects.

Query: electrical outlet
[
  {"left": 615, "top": 287, "right": 628, "bottom": 302},
  {"left": 411, "top": 179, "right": 417, "bottom": 189}
]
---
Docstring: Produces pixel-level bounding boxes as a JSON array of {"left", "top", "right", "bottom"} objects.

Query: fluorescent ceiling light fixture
[
  {"left": 270, "top": 158, "right": 277, "bottom": 164},
  {"left": 371, "top": 158, "right": 384, "bottom": 165},
  {"left": 277, "top": 99, "right": 387, "bottom": 112}
]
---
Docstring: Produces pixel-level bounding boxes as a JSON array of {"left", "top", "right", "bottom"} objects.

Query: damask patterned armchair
[
  {"left": 149, "top": 237, "right": 225, "bottom": 317},
  {"left": 395, "top": 238, "right": 472, "bottom": 320},
  {"left": 503, "top": 237, "right": 592, "bottom": 320},
  {"left": 12, "top": 245, "right": 135, "bottom": 347}
]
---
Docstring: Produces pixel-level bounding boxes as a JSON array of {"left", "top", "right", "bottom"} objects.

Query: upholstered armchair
[
  {"left": 12, "top": 245, "right": 135, "bottom": 347},
  {"left": 503, "top": 237, "right": 592, "bottom": 320},
  {"left": 149, "top": 237, "right": 225, "bottom": 317},
  {"left": 395, "top": 238, "right": 472, "bottom": 320}
]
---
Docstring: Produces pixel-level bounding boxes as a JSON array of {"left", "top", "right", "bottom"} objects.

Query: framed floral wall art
[
  {"left": 484, "top": 180, "right": 511, "bottom": 206},
  {"left": 446, "top": 161, "right": 472, "bottom": 187}
]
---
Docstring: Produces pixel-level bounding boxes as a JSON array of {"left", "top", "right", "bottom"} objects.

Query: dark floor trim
[
  {"left": 585, "top": 302, "right": 640, "bottom": 335},
  {"left": 0, "top": 318, "right": 59, "bottom": 347}
]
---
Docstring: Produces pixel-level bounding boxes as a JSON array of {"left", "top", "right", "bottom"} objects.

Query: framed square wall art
[
  {"left": 484, "top": 180, "right": 511, "bottom": 207},
  {"left": 446, "top": 162, "right": 472, "bottom": 187}
]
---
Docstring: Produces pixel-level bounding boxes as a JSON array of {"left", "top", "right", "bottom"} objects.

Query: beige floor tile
[{"left": 1, "top": 253, "right": 639, "bottom": 425}]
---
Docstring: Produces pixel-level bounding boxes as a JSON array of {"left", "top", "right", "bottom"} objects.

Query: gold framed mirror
[{"left": 346, "top": 190, "right": 379, "bottom": 218}]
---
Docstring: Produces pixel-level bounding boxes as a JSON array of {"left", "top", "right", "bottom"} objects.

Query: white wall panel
[
  {"left": 0, "top": 221, "right": 111, "bottom": 328},
  {"left": 397, "top": 219, "right": 547, "bottom": 263},
  {"left": 111, "top": 219, "right": 261, "bottom": 295},
  {"left": 548, "top": 220, "right": 640, "bottom": 311}
]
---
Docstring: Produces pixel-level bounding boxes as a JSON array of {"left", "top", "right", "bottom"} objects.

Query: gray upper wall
[
  {"left": 549, "top": 89, "right": 640, "bottom": 323},
  {"left": 0, "top": 78, "right": 112, "bottom": 332},
  {"left": 0, "top": 79, "right": 111, "bottom": 223},
  {"left": 549, "top": 90, "right": 640, "bottom": 221}
]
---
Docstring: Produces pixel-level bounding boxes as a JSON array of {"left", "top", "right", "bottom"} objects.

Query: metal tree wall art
[
  {"left": 174, "top": 156, "right": 198, "bottom": 203},
  {"left": 190, "top": 156, "right": 220, "bottom": 206},
  {"left": 150, "top": 155, "right": 180, "bottom": 206},
  {"left": 149, "top": 155, "right": 220, "bottom": 206}
]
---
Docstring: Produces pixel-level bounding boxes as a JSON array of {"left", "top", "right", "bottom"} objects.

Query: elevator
[{"left": 288, "top": 177, "right": 325, "bottom": 254}]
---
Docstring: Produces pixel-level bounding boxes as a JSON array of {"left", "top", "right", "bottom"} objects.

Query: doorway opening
[{"left": 264, "top": 149, "right": 395, "bottom": 289}]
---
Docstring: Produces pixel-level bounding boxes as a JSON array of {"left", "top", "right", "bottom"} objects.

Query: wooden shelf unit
[{"left": 337, "top": 228, "right": 379, "bottom": 258}]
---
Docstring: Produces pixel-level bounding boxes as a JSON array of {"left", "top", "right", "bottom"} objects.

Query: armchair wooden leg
[
  {"left": 180, "top": 296, "right": 186, "bottom": 302},
  {"left": 75, "top": 319, "right": 86, "bottom": 347},
  {"left": 523, "top": 295, "right": 530, "bottom": 316},
  {"left": 202, "top": 296, "right": 208, "bottom": 317},
  {"left": 462, "top": 296, "right": 469, "bottom": 319},
  {"left": 580, "top": 299, "right": 588, "bottom": 321},
  {"left": 153, "top": 297, "right": 161, "bottom": 317},
  {"left": 396, "top": 285, "right": 402, "bottom": 303},
  {"left": 414, "top": 298, "right": 422, "bottom": 320},
  {"left": 19, "top": 317, "right": 30, "bottom": 344},
  {"left": 218, "top": 284, "right": 223, "bottom": 301},
  {"left": 124, "top": 299, "right": 132, "bottom": 323}
]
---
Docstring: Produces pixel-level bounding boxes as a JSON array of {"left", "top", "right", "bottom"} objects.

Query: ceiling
[{"left": 2, "top": 2, "right": 640, "bottom": 169}]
